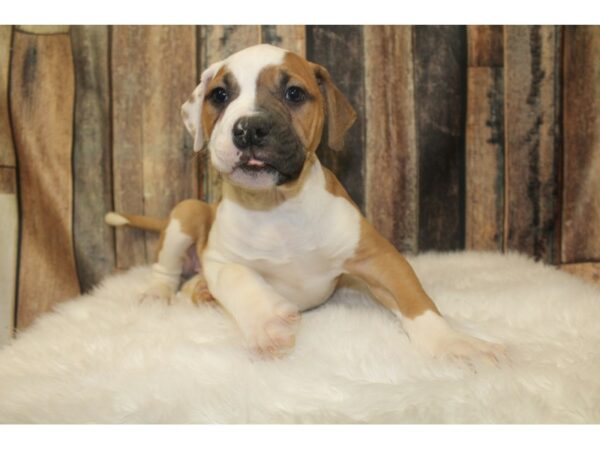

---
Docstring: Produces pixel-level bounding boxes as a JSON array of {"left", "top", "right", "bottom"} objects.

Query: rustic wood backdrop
[{"left": 1, "top": 25, "right": 599, "bottom": 346}]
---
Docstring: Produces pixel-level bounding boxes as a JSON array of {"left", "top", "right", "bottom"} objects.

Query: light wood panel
[
  {"left": 0, "top": 168, "right": 17, "bottom": 345},
  {"left": 112, "top": 26, "right": 198, "bottom": 267},
  {"left": 261, "top": 25, "right": 306, "bottom": 56},
  {"left": 0, "top": 26, "right": 14, "bottom": 167},
  {"left": 10, "top": 31, "right": 80, "bottom": 328},
  {"left": 562, "top": 26, "right": 600, "bottom": 263}
]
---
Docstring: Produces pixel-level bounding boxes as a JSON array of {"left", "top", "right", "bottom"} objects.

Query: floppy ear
[
  {"left": 312, "top": 63, "right": 357, "bottom": 152},
  {"left": 181, "top": 62, "right": 222, "bottom": 152}
]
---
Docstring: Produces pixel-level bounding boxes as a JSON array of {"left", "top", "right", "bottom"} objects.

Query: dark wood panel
[
  {"left": 0, "top": 26, "right": 14, "bottom": 167},
  {"left": 112, "top": 26, "right": 198, "bottom": 267},
  {"left": 306, "top": 25, "right": 366, "bottom": 212},
  {"left": 10, "top": 30, "right": 80, "bottom": 328},
  {"left": 467, "top": 25, "right": 504, "bottom": 67},
  {"left": 71, "top": 25, "right": 115, "bottom": 291},
  {"left": 562, "top": 26, "right": 600, "bottom": 263},
  {"left": 466, "top": 67, "right": 504, "bottom": 251},
  {"left": 413, "top": 25, "right": 468, "bottom": 251},
  {"left": 364, "top": 25, "right": 418, "bottom": 253},
  {"left": 504, "top": 25, "right": 561, "bottom": 262},
  {"left": 200, "top": 25, "right": 261, "bottom": 202},
  {"left": 261, "top": 25, "right": 306, "bottom": 56}
]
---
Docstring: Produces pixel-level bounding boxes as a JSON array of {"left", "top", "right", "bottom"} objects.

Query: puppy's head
[{"left": 182, "top": 44, "right": 356, "bottom": 190}]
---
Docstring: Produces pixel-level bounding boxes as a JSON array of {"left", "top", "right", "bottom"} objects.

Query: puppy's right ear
[{"left": 181, "top": 62, "right": 222, "bottom": 152}]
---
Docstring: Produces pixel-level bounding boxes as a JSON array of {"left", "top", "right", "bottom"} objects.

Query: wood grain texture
[
  {"left": 10, "top": 31, "right": 80, "bottom": 328},
  {"left": 0, "top": 26, "right": 15, "bottom": 167},
  {"left": 413, "top": 26, "right": 468, "bottom": 251},
  {"left": 71, "top": 26, "right": 115, "bottom": 291},
  {"left": 467, "top": 26, "right": 504, "bottom": 67},
  {"left": 504, "top": 26, "right": 561, "bottom": 262},
  {"left": 562, "top": 26, "right": 600, "bottom": 263},
  {"left": 0, "top": 168, "right": 17, "bottom": 346},
  {"left": 15, "top": 26, "right": 70, "bottom": 35},
  {"left": 112, "top": 26, "right": 198, "bottom": 268},
  {"left": 560, "top": 262, "right": 600, "bottom": 286},
  {"left": 200, "top": 25, "right": 261, "bottom": 202},
  {"left": 364, "top": 26, "right": 418, "bottom": 253},
  {"left": 261, "top": 25, "right": 306, "bottom": 56},
  {"left": 306, "top": 25, "right": 366, "bottom": 211},
  {"left": 466, "top": 67, "right": 504, "bottom": 251}
]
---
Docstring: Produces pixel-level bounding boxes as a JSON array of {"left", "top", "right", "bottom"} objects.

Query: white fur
[
  {"left": 207, "top": 45, "right": 287, "bottom": 175},
  {"left": 104, "top": 212, "right": 129, "bottom": 227},
  {"left": 144, "top": 219, "right": 193, "bottom": 300},
  {"left": 2, "top": 251, "right": 600, "bottom": 423},
  {"left": 202, "top": 160, "right": 360, "bottom": 353}
]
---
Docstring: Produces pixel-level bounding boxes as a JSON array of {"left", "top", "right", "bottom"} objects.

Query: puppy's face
[{"left": 182, "top": 44, "right": 356, "bottom": 190}]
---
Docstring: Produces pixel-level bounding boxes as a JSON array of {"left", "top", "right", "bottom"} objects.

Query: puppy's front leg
[
  {"left": 344, "top": 219, "right": 505, "bottom": 364},
  {"left": 203, "top": 260, "right": 300, "bottom": 357}
]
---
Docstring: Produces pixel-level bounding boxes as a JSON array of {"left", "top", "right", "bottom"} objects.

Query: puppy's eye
[
  {"left": 210, "top": 87, "right": 229, "bottom": 105},
  {"left": 285, "top": 86, "right": 306, "bottom": 104}
]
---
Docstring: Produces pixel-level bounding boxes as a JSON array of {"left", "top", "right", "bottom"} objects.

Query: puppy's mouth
[{"left": 234, "top": 153, "right": 294, "bottom": 184}]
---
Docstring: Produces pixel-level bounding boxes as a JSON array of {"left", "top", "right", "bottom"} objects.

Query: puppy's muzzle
[{"left": 232, "top": 115, "right": 272, "bottom": 150}]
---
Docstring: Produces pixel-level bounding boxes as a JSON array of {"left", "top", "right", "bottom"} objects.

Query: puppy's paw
[
  {"left": 406, "top": 311, "right": 507, "bottom": 368},
  {"left": 180, "top": 274, "right": 215, "bottom": 305},
  {"left": 431, "top": 332, "right": 507, "bottom": 367},
  {"left": 139, "top": 282, "right": 176, "bottom": 304},
  {"left": 244, "top": 302, "right": 301, "bottom": 358}
]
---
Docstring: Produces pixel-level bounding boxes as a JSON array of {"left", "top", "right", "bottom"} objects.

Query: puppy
[{"left": 106, "top": 44, "right": 505, "bottom": 363}]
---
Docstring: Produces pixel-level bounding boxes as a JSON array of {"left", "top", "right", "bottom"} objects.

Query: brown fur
[{"left": 322, "top": 167, "right": 439, "bottom": 319}]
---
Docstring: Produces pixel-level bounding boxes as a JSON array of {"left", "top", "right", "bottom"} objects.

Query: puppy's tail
[{"left": 104, "top": 212, "right": 167, "bottom": 233}]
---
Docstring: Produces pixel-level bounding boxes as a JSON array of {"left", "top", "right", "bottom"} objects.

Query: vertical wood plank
[
  {"left": 0, "top": 26, "right": 15, "bottom": 167},
  {"left": 413, "top": 26, "right": 468, "bottom": 251},
  {"left": 306, "top": 25, "right": 366, "bottom": 211},
  {"left": 112, "top": 26, "right": 198, "bottom": 267},
  {"left": 504, "top": 25, "right": 561, "bottom": 262},
  {"left": 261, "top": 25, "right": 306, "bottom": 56},
  {"left": 199, "top": 25, "right": 261, "bottom": 202},
  {"left": 465, "top": 68, "right": 504, "bottom": 251},
  {"left": 71, "top": 25, "right": 115, "bottom": 291},
  {"left": 364, "top": 26, "right": 418, "bottom": 253},
  {"left": 10, "top": 30, "right": 80, "bottom": 328},
  {"left": 467, "top": 25, "right": 504, "bottom": 67},
  {"left": 560, "top": 262, "right": 600, "bottom": 286},
  {"left": 465, "top": 25, "right": 505, "bottom": 251},
  {"left": 0, "top": 168, "right": 17, "bottom": 346},
  {"left": 562, "top": 26, "right": 600, "bottom": 263}
]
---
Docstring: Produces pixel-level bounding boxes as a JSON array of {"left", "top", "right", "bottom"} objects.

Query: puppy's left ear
[
  {"left": 311, "top": 63, "right": 357, "bottom": 152},
  {"left": 181, "top": 62, "right": 222, "bottom": 152}
]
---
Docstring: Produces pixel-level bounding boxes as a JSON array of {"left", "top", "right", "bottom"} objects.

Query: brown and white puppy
[{"left": 106, "top": 44, "right": 505, "bottom": 363}]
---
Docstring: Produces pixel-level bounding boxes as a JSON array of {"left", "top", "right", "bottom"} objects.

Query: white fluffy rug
[{"left": 1, "top": 251, "right": 600, "bottom": 424}]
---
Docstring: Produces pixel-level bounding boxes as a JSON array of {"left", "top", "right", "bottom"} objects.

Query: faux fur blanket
[{"left": 1, "top": 252, "right": 599, "bottom": 423}]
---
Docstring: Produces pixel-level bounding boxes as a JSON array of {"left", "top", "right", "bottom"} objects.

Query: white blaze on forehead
[
  {"left": 224, "top": 44, "right": 288, "bottom": 103},
  {"left": 209, "top": 44, "right": 288, "bottom": 174}
]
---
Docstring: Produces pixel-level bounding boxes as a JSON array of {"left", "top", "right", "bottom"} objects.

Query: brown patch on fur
[
  {"left": 181, "top": 273, "right": 215, "bottom": 305},
  {"left": 156, "top": 199, "right": 217, "bottom": 257},
  {"left": 310, "top": 63, "right": 357, "bottom": 152},
  {"left": 255, "top": 53, "right": 326, "bottom": 154},
  {"left": 322, "top": 168, "right": 439, "bottom": 320},
  {"left": 201, "top": 67, "right": 240, "bottom": 141}
]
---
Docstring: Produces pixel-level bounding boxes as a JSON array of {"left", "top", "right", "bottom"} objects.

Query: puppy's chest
[{"left": 206, "top": 186, "right": 361, "bottom": 307}]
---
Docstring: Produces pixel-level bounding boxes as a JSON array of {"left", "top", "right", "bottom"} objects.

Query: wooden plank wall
[{"left": 1, "top": 25, "right": 600, "bottom": 341}]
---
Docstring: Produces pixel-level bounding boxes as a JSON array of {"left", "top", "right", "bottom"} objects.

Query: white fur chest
[{"left": 202, "top": 162, "right": 361, "bottom": 311}]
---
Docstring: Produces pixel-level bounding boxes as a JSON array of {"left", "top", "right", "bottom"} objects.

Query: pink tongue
[{"left": 247, "top": 158, "right": 265, "bottom": 168}]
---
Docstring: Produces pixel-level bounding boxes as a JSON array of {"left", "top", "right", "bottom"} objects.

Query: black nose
[{"left": 232, "top": 115, "right": 271, "bottom": 149}]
